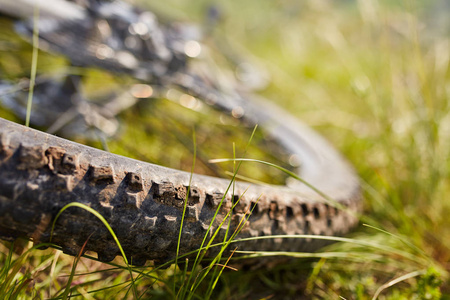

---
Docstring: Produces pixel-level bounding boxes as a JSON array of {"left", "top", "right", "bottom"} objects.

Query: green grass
[{"left": 1, "top": 0, "right": 450, "bottom": 298}]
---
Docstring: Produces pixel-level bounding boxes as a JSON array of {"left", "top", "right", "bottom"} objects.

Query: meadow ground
[{"left": 0, "top": 0, "right": 449, "bottom": 299}]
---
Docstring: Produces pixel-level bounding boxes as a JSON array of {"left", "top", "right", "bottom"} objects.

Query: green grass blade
[
  {"left": 206, "top": 195, "right": 262, "bottom": 296},
  {"left": 362, "top": 224, "right": 430, "bottom": 261},
  {"left": 25, "top": 3, "right": 40, "bottom": 127},
  {"left": 175, "top": 129, "right": 196, "bottom": 296},
  {"left": 52, "top": 281, "right": 130, "bottom": 300},
  {"left": 0, "top": 242, "right": 56, "bottom": 298},
  {"left": 209, "top": 157, "right": 384, "bottom": 227},
  {"left": 0, "top": 242, "right": 15, "bottom": 296},
  {"left": 50, "top": 202, "right": 138, "bottom": 299},
  {"left": 228, "top": 235, "right": 427, "bottom": 265},
  {"left": 204, "top": 142, "right": 238, "bottom": 297},
  {"left": 209, "top": 157, "right": 345, "bottom": 209},
  {"left": 10, "top": 277, "right": 33, "bottom": 299},
  {"left": 191, "top": 189, "right": 251, "bottom": 296},
  {"left": 61, "top": 238, "right": 90, "bottom": 300},
  {"left": 182, "top": 125, "right": 258, "bottom": 298}
]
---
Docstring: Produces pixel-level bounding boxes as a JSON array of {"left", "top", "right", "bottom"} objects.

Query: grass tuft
[{"left": 0, "top": 0, "right": 449, "bottom": 298}]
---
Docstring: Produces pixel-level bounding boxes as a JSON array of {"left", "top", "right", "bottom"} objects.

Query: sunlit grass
[
  {"left": 0, "top": 0, "right": 449, "bottom": 298},
  {"left": 24, "top": 3, "right": 39, "bottom": 127}
]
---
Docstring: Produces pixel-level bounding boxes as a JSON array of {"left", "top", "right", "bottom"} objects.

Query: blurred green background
[{"left": 0, "top": 0, "right": 449, "bottom": 298}]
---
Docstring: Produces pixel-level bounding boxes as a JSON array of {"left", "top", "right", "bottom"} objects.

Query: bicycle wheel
[{"left": 0, "top": 0, "right": 361, "bottom": 267}]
